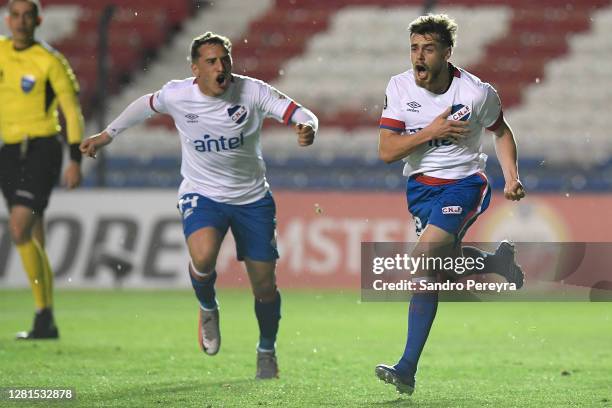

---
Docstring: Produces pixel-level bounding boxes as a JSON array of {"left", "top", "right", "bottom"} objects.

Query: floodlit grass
[{"left": 1, "top": 289, "right": 611, "bottom": 407}]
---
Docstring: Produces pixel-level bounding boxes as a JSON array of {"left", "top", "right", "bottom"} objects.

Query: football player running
[
  {"left": 81, "top": 32, "right": 318, "bottom": 379},
  {"left": 375, "top": 14, "right": 525, "bottom": 395}
]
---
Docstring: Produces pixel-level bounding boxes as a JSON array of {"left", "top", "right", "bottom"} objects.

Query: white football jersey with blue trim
[
  {"left": 151, "top": 75, "right": 298, "bottom": 204},
  {"left": 380, "top": 65, "right": 503, "bottom": 179}
]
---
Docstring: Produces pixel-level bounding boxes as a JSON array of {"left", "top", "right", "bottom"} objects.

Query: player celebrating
[
  {"left": 0, "top": 0, "right": 84, "bottom": 339},
  {"left": 375, "top": 14, "right": 525, "bottom": 394},
  {"left": 80, "top": 32, "right": 318, "bottom": 379}
]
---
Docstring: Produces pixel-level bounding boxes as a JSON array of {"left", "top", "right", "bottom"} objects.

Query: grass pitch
[{"left": 0, "top": 289, "right": 611, "bottom": 407}]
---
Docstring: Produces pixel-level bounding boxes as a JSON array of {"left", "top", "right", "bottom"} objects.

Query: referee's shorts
[{"left": 0, "top": 135, "right": 63, "bottom": 215}]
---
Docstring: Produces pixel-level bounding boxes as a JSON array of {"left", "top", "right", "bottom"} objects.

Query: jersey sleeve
[
  {"left": 479, "top": 83, "right": 503, "bottom": 131},
  {"left": 291, "top": 106, "right": 318, "bottom": 132},
  {"left": 255, "top": 80, "right": 298, "bottom": 125},
  {"left": 49, "top": 52, "right": 84, "bottom": 144},
  {"left": 379, "top": 78, "right": 406, "bottom": 133},
  {"left": 105, "top": 94, "right": 156, "bottom": 138},
  {"left": 149, "top": 80, "right": 173, "bottom": 114}
]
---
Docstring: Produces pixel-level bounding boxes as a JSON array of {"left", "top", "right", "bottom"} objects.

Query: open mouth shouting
[
  {"left": 414, "top": 63, "right": 428, "bottom": 81},
  {"left": 216, "top": 73, "right": 229, "bottom": 88}
]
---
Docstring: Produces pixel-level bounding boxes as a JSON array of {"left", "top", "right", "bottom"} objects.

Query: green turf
[{"left": 0, "top": 289, "right": 611, "bottom": 407}]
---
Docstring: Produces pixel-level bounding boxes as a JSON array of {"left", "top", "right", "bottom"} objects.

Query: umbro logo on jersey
[
  {"left": 185, "top": 113, "right": 199, "bottom": 123},
  {"left": 227, "top": 105, "right": 247, "bottom": 124},
  {"left": 406, "top": 101, "right": 421, "bottom": 112}
]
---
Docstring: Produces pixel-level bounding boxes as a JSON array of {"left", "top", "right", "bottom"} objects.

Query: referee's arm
[{"left": 50, "top": 53, "right": 85, "bottom": 187}]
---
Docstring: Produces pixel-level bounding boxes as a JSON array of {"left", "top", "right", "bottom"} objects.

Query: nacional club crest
[
  {"left": 450, "top": 104, "right": 471, "bottom": 121},
  {"left": 227, "top": 105, "right": 247, "bottom": 124},
  {"left": 21, "top": 74, "right": 36, "bottom": 93}
]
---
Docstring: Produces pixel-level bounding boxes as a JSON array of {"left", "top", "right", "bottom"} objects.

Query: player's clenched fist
[
  {"left": 504, "top": 179, "right": 526, "bottom": 201},
  {"left": 295, "top": 123, "right": 315, "bottom": 146},
  {"left": 79, "top": 132, "right": 113, "bottom": 159}
]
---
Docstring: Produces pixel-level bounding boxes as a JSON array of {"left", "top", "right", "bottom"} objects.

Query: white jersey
[
  {"left": 380, "top": 64, "right": 503, "bottom": 179},
  {"left": 150, "top": 75, "right": 298, "bottom": 204}
]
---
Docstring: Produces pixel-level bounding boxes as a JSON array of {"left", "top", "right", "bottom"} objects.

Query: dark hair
[
  {"left": 8, "top": 0, "right": 41, "bottom": 18},
  {"left": 190, "top": 32, "right": 232, "bottom": 62},
  {"left": 408, "top": 14, "right": 457, "bottom": 48}
]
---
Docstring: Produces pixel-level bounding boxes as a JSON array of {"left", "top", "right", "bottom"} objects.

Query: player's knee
[
  {"left": 8, "top": 220, "right": 32, "bottom": 245},
  {"left": 189, "top": 261, "right": 215, "bottom": 282},
  {"left": 190, "top": 254, "right": 216, "bottom": 279},
  {"left": 189, "top": 246, "right": 219, "bottom": 277},
  {"left": 252, "top": 282, "right": 277, "bottom": 302}
]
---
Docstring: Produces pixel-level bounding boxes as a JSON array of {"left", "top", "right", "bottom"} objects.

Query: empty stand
[
  {"left": 10, "top": 1, "right": 199, "bottom": 118},
  {"left": 88, "top": 1, "right": 612, "bottom": 191},
  {"left": 505, "top": 4, "right": 612, "bottom": 167},
  {"left": 272, "top": 5, "right": 512, "bottom": 128}
]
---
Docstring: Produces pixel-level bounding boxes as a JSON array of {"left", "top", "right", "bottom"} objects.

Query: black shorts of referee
[{"left": 0, "top": 135, "right": 63, "bottom": 215}]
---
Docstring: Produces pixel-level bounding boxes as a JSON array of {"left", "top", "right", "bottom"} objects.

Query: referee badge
[{"left": 21, "top": 74, "right": 36, "bottom": 93}]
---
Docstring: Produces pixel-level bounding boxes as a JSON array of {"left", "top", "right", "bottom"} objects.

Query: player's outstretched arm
[
  {"left": 492, "top": 118, "right": 525, "bottom": 201},
  {"left": 80, "top": 94, "right": 160, "bottom": 159},
  {"left": 379, "top": 107, "right": 470, "bottom": 163}
]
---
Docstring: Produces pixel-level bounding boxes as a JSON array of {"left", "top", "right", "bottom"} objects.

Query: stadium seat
[
  {"left": 82, "top": 0, "right": 612, "bottom": 190},
  {"left": 41, "top": 1, "right": 197, "bottom": 120}
]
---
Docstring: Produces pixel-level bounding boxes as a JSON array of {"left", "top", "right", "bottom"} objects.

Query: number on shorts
[{"left": 413, "top": 215, "right": 423, "bottom": 236}]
